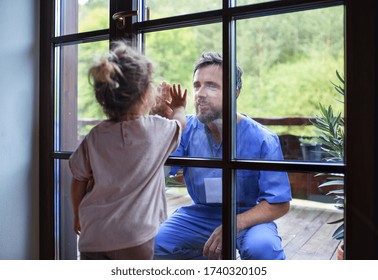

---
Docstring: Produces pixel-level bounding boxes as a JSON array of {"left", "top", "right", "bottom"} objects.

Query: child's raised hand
[
  {"left": 158, "top": 81, "right": 172, "bottom": 102},
  {"left": 166, "top": 84, "right": 187, "bottom": 131},
  {"left": 166, "top": 84, "right": 187, "bottom": 110},
  {"left": 150, "top": 81, "right": 173, "bottom": 118}
]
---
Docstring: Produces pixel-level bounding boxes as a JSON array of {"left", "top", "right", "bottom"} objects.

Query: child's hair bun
[
  {"left": 88, "top": 40, "right": 154, "bottom": 121},
  {"left": 89, "top": 57, "right": 123, "bottom": 90}
]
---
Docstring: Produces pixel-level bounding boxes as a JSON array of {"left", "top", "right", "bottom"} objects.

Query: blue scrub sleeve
[{"left": 257, "top": 137, "right": 292, "bottom": 203}]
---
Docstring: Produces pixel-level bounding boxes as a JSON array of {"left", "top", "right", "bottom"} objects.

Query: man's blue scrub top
[{"left": 170, "top": 115, "right": 292, "bottom": 214}]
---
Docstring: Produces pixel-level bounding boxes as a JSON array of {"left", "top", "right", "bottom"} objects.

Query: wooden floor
[{"left": 165, "top": 188, "right": 342, "bottom": 260}]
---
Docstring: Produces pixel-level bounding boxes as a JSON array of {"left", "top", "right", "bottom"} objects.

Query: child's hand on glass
[
  {"left": 167, "top": 84, "right": 187, "bottom": 110},
  {"left": 150, "top": 81, "right": 173, "bottom": 118}
]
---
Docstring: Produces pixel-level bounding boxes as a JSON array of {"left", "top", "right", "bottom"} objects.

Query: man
[{"left": 153, "top": 52, "right": 292, "bottom": 260}]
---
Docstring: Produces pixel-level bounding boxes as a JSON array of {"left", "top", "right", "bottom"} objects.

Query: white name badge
[{"left": 204, "top": 177, "right": 222, "bottom": 203}]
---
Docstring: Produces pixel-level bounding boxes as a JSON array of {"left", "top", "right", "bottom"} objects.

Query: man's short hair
[{"left": 193, "top": 51, "right": 243, "bottom": 92}]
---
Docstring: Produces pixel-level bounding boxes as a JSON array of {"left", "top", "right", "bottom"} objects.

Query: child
[{"left": 69, "top": 40, "right": 187, "bottom": 260}]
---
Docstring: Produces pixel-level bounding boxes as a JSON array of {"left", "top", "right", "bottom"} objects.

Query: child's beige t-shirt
[{"left": 69, "top": 115, "right": 181, "bottom": 252}]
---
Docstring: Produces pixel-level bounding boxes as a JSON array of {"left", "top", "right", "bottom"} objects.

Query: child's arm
[
  {"left": 71, "top": 178, "right": 88, "bottom": 235},
  {"left": 166, "top": 83, "right": 187, "bottom": 131}
]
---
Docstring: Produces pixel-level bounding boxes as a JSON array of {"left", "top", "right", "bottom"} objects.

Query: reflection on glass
[
  {"left": 146, "top": 0, "right": 221, "bottom": 20},
  {"left": 236, "top": 6, "right": 344, "bottom": 162},
  {"left": 57, "top": 40, "right": 108, "bottom": 151},
  {"left": 56, "top": 0, "right": 109, "bottom": 36}
]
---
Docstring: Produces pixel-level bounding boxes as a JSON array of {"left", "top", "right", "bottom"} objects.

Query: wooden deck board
[
  {"left": 275, "top": 201, "right": 342, "bottom": 260},
  {"left": 165, "top": 188, "right": 342, "bottom": 260}
]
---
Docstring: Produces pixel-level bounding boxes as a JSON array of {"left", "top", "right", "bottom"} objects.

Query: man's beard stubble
[{"left": 195, "top": 105, "right": 222, "bottom": 124}]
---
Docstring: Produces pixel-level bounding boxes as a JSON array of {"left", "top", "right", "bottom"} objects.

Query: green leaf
[
  {"left": 318, "top": 180, "right": 344, "bottom": 188},
  {"left": 331, "top": 224, "right": 344, "bottom": 240}
]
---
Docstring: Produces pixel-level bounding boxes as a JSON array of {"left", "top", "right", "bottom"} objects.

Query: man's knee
[
  {"left": 239, "top": 237, "right": 285, "bottom": 260},
  {"left": 238, "top": 223, "right": 285, "bottom": 260}
]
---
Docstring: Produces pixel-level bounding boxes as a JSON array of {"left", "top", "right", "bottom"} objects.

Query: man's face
[{"left": 193, "top": 65, "right": 223, "bottom": 124}]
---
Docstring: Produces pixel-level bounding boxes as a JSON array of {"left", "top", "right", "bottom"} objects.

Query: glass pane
[
  {"left": 56, "top": 0, "right": 109, "bottom": 36},
  {"left": 236, "top": 170, "right": 343, "bottom": 260},
  {"left": 156, "top": 167, "right": 223, "bottom": 260},
  {"left": 234, "top": 168, "right": 289, "bottom": 260},
  {"left": 58, "top": 159, "right": 78, "bottom": 260},
  {"left": 145, "top": 24, "right": 223, "bottom": 159},
  {"left": 145, "top": 0, "right": 222, "bottom": 20},
  {"left": 164, "top": 165, "right": 191, "bottom": 216},
  {"left": 56, "top": 40, "right": 108, "bottom": 152},
  {"left": 236, "top": 6, "right": 344, "bottom": 162}
]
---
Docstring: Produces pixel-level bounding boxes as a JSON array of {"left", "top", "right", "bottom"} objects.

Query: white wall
[{"left": 0, "top": 0, "right": 39, "bottom": 259}]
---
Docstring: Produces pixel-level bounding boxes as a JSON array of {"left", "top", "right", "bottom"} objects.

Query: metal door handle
[{"left": 112, "top": 11, "right": 138, "bottom": 30}]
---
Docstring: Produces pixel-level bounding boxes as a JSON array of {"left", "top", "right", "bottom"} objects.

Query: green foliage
[
  {"left": 312, "top": 70, "right": 345, "bottom": 162},
  {"left": 79, "top": 7, "right": 108, "bottom": 32},
  {"left": 147, "top": 0, "right": 221, "bottom": 20},
  {"left": 313, "top": 70, "right": 345, "bottom": 240},
  {"left": 313, "top": 104, "right": 344, "bottom": 161},
  {"left": 146, "top": 28, "right": 198, "bottom": 85},
  {"left": 78, "top": 0, "right": 109, "bottom": 33},
  {"left": 238, "top": 54, "right": 343, "bottom": 116},
  {"left": 77, "top": 41, "right": 108, "bottom": 120}
]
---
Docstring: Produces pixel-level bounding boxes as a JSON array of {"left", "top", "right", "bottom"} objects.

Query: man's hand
[
  {"left": 202, "top": 200, "right": 290, "bottom": 259},
  {"left": 203, "top": 225, "right": 223, "bottom": 260}
]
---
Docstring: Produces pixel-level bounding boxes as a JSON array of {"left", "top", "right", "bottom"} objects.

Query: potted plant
[
  {"left": 312, "top": 70, "right": 345, "bottom": 259},
  {"left": 299, "top": 137, "right": 323, "bottom": 161}
]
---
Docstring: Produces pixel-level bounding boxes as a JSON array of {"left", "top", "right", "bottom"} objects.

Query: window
[{"left": 40, "top": 0, "right": 378, "bottom": 259}]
